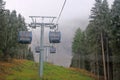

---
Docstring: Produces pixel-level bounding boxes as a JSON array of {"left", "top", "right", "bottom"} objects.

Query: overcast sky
[{"left": 5, "top": 0, "right": 114, "bottom": 24}]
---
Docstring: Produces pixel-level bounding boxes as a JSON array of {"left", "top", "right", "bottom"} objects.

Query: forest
[
  {"left": 0, "top": 0, "right": 33, "bottom": 61},
  {"left": 71, "top": 0, "right": 120, "bottom": 80}
]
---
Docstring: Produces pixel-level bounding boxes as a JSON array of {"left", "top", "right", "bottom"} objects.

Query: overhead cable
[{"left": 56, "top": 0, "right": 67, "bottom": 24}]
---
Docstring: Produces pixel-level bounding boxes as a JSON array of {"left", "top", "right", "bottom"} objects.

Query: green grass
[
  {"left": 3, "top": 60, "right": 95, "bottom": 80},
  {"left": 6, "top": 60, "right": 40, "bottom": 80},
  {"left": 44, "top": 63, "right": 94, "bottom": 80}
]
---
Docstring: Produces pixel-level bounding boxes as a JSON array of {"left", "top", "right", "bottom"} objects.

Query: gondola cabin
[
  {"left": 18, "top": 31, "right": 32, "bottom": 44},
  {"left": 49, "top": 31, "right": 61, "bottom": 43},
  {"left": 35, "top": 46, "right": 40, "bottom": 53},
  {"left": 50, "top": 47, "right": 56, "bottom": 53}
]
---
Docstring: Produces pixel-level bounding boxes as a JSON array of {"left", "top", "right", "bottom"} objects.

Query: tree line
[
  {"left": 71, "top": 0, "right": 120, "bottom": 80},
  {"left": 0, "top": 0, "right": 33, "bottom": 61}
]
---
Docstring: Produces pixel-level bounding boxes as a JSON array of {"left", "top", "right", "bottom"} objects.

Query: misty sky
[
  {"left": 5, "top": 0, "right": 114, "bottom": 24},
  {"left": 4, "top": 0, "right": 114, "bottom": 67}
]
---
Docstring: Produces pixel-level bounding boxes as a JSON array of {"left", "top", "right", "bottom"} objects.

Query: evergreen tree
[
  {"left": 110, "top": 0, "right": 120, "bottom": 79},
  {"left": 0, "top": 0, "right": 6, "bottom": 59},
  {"left": 90, "top": 1, "right": 111, "bottom": 80},
  {"left": 0, "top": 0, "right": 5, "bottom": 48},
  {"left": 72, "top": 0, "right": 111, "bottom": 79},
  {"left": 71, "top": 0, "right": 120, "bottom": 80},
  {"left": 0, "top": 0, "right": 4, "bottom": 56},
  {"left": 71, "top": 28, "right": 82, "bottom": 68},
  {"left": 71, "top": 28, "right": 87, "bottom": 69},
  {"left": 89, "top": 0, "right": 104, "bottom": 77},
  {"left": 0, "top": 0, "right": 5, "bottom": 9},
  {"left": 0, "top": 0, "right": 29, "bottom": 60}
]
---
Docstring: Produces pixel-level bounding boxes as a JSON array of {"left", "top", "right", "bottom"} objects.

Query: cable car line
[{"left": 56, "top": 0, "right": 67, "bottom": 24}]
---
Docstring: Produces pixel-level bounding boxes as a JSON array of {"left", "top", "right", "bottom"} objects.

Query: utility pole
[{"left": 29, "top": 16, "right": 56, "bottom": 78}]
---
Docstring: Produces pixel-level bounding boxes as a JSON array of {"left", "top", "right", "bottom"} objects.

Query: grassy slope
[{"left": 0, "top": 60, "right": 96, "bottom": 80}]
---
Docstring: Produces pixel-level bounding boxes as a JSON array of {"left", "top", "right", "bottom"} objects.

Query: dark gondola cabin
[
  {"left": 50, "top": 46, "right": 56, "bottom": 53},
  {"left": 49, "top": 31, "right": 61, "bottom": 43},
  {"left": 35, "top": 46, "right": 40, "bottom": 53},
  {"left": 18, "top": 31, "right": 32, "bottom": 44}
]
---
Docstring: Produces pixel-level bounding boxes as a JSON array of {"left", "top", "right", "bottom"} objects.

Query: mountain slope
[{"left": 0, "top": 59, "right": 96, "bottom": 80}]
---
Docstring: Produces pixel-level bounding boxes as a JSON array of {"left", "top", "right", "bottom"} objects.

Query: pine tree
[
  {"left": 0, "top": 0, "right": 5, "bottom": 47},
  {"left": 88, "top": 0, "right": 111, "bottom": 79},
  {"left": 0, "top": 0, "right": 5, "bottom": 58},
  {"left": 110, "top": 0, "right": 120, "bottom": 80},
  {"left": 0, "top": 0, "right": 6, "bottom": 59},
  {"left": 0, "top": 0, "right": 5, "bottom": 9},
  {"left": 71, "top": 28, "right": 86, "bottom": 69}
]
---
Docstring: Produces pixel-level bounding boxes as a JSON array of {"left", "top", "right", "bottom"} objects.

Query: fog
[
  {"left": 5, "top": 0, "right": 114, "bottom": 67},
  {"left": 30, "top": 18, "right": 90, "bottom": 67}
]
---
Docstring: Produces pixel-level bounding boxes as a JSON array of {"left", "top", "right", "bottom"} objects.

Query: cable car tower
[
  {"left": 29, "top": 0, "right": 66, "bottom": 77},
  {"left": 29, "top": 16, "right": 57, "bottom": 78}
]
